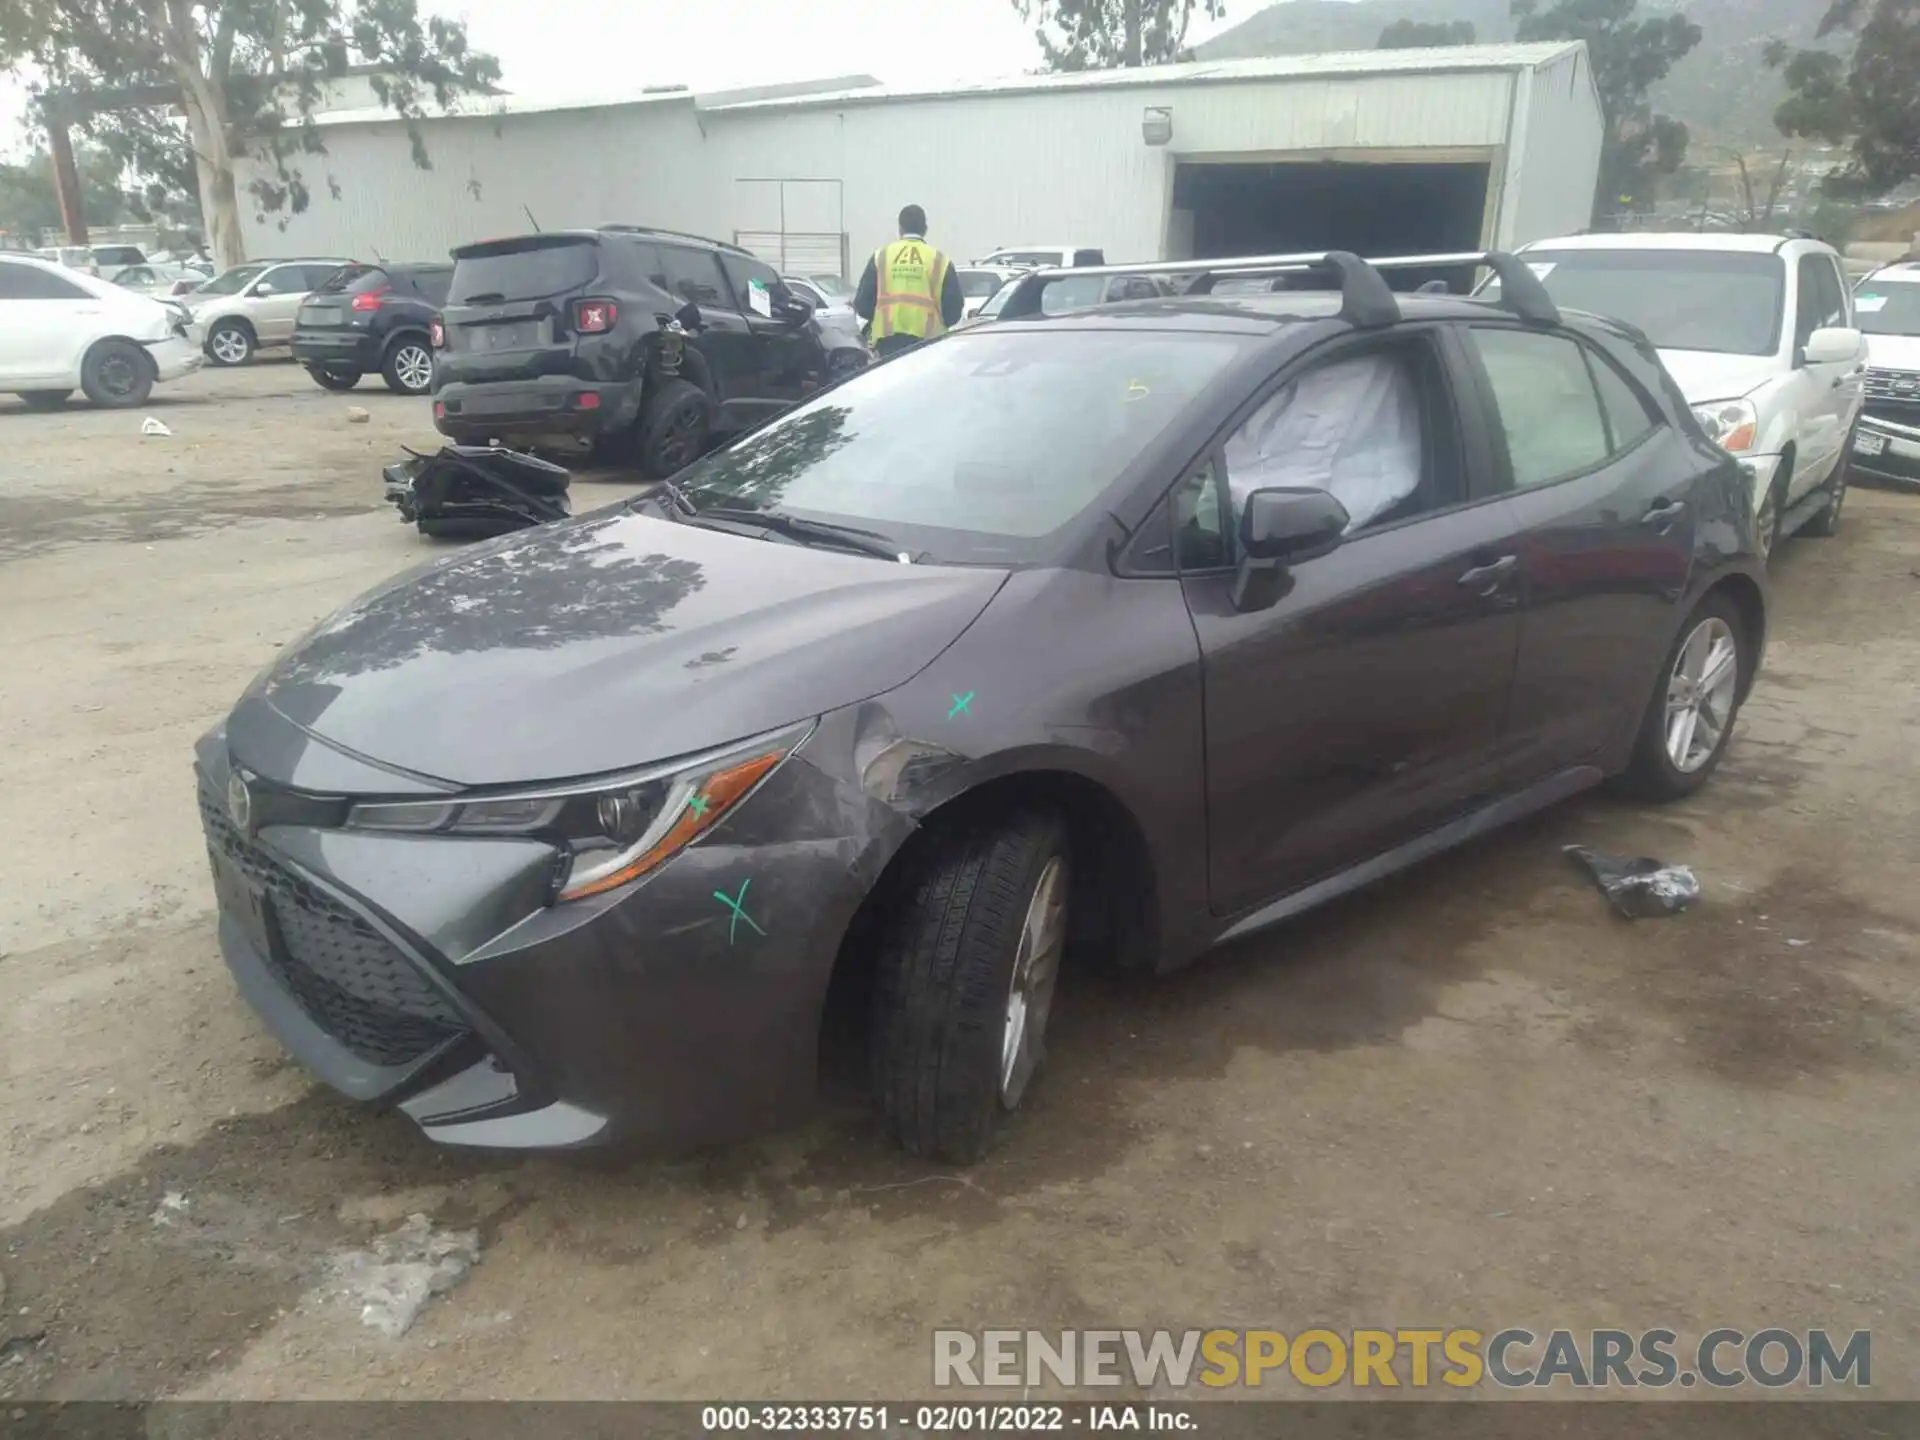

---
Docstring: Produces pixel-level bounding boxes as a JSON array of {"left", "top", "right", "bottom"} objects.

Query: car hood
[
  {"left": 1865, "top": 333, "right": 1920, "bottom": 372},
  {"left": 1655, "top": 349, "right": 1784, "bottom": 405},
  {"left": 236, "top": 507, "right": 1009, "bottom": 788}
]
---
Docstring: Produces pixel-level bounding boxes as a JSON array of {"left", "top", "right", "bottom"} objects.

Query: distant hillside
[{"left": 1194, "top": 0, "right": 1831, "bottom": 154}]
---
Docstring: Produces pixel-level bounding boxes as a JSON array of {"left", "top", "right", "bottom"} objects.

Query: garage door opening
[{"left": 1172, "top": 159, "right": 1492, "bottom": 290}]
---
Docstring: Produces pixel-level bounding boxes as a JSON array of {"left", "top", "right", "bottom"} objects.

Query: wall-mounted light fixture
[{"left": 1142, "top": 106, "right": 1173, "bottom": 146}]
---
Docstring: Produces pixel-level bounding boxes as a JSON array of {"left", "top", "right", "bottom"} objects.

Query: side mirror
[
  {"left": 1232, "top": 488, "right": 1351, "bottom": 612},
  {"left": 250, "top": 282, "right": 274, "bottom": 297},
  {"left": 674, "top": 300, "right": 703, "bottom": 331},
  {"left": 1802, "top": 326, "right": 1862, "bottom": 366},
  {"left": 780, "top": 293, "right": 815, "bottom": 323}
]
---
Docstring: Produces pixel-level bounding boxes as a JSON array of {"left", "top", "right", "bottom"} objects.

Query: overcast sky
[{"left": 1, "top": 0, "right": 1248, "bottom": 158}]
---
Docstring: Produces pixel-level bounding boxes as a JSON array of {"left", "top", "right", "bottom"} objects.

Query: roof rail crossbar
[{"left": 1363, "top": 252, "right": 1560, "bottom": 324}]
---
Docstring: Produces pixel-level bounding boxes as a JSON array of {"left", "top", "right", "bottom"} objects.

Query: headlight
[
  {"left": 347, "top": 722, "right": 810, "bottom": 901},
  {"left": 1692, "top": 398, "right": 1759, "bottom": 455}
]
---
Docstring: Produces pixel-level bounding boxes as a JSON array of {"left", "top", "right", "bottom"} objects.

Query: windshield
[
  {"left": 1500, "top": 250, "right": 1787, "bottom": 356},
  {"left": 316, "top": 263, "right": 385, "bottom": 295},
  {"left": 809, "top": 274, "right": 851, "bottom": 299},
  {"left": 673, "top": 329, "right": 1244, "bottom": 562},
  {"left": 197, "top": 263, "right": 270, "bottom": 296},
  {"left": 1039, "top": 275, "right": 1110, "bottom": 315},
  {"left": 959, "top": 270, "right": 1004, "bottom": 298},
  {"left": 450, "top": 238, "right": 596, "bottom": 303},
  {"left": 1853, "top": 284, "right": 1920, "bottom": 337},
  {"left": 988, "top": 251, "right": 1062, "bottom": 268}
]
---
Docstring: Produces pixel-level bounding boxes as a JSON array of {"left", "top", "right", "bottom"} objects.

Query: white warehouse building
[{"left": 238, "top": 43, "right": 1603, "bottom": 277}]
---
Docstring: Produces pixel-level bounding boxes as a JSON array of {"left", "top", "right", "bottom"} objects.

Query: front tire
[
  {"left": 80, "top": 339, "right": 155, "bottom": 408},
  {"left": 871, "top": 811, "right": 1070, "bottom": 1163},
  {"left": 307, "top": 365, "right": 361, "bottom": 391},
  {"left": 205, "top": 320, "right": 255, "bottom": 367},
  {"left": 1619, "top": 592, "right": 1749, "bottom": 801},
  {"left": 1802, "top": 441, "right": 1849, "bottom": 538},
  {"left": 1756, "top": 457, "right": 1791, "bottom": 566}
]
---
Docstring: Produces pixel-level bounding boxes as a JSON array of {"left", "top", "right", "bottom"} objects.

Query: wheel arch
[
  {"left": 1704, "top": 571, "right": 1767, "bottom": 701},
  {"left": 814, "top": 765, "right": 1163, "bottom": 1081},
  {"left": 206, "top": 312, "right": 257, "bottom": 341}
]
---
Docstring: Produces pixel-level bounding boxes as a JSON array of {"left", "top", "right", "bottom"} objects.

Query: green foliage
[
  {"left": 0, "top": 0, "right": 498, "bottom": 237},
  {"left": 1014, "top": 0, "right": 1229, "bottom": 69},
  {"left": 1768, "top": 0, "right": 1920, "bottom": 198},
  {"left": 1512, "top": 0, "right": 1703, "bottom": 212},
  {"left": 0, "top": 146, "right": 134, "bottom": 238},
  {"left": 1378, "top": 17, "right": 1478, "bottom": 44}
]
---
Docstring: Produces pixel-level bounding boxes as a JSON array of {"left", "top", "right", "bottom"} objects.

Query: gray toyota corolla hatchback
[{"left": 196, "top": 252, "right": 1768, "bottom": 1162}]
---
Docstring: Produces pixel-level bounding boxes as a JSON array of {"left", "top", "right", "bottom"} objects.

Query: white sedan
[{"left": 0, "top": 253, "right": 203, "bottom": 409}]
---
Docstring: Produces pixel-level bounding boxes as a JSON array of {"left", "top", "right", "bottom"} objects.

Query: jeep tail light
[
  {"left": 574, "top": 299, "right": 618, "bottom": 334},
  {"left": 351, "top": 287, "right": 390, "bottom": 312},
  {"left": 429, "top": 317, "right": 445, "bottom": 348}
]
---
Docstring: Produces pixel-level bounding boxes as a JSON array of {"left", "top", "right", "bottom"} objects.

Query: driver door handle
[
  {"left": 1643, "top": 499, "right": 1688, "bottom": 531},
  {"left": 1456, "top": 554, "right": 1518, "bottom": 594}
]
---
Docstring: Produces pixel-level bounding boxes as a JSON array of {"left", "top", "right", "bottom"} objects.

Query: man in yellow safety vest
[{"left": 854, "top": 204, "right": 966, "bottom": 359}]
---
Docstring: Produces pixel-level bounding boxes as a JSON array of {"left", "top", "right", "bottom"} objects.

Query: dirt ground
[{"left": 1, "top": 361, "right": 1917, "bottom": 1404}]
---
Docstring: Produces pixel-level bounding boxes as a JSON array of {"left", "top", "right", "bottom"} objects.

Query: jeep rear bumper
[{"left": 434, "top": 377, "right": 642, "bottom": 444}]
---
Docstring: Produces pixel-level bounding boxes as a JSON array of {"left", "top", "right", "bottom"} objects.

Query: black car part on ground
[
  {"left": 294, "top": 263, "right": 452, "bottom": 395},
  {"left": 431, "top": 227, "right": 863, "bottom": 476},
  {"left": 383, "top": 445, "right": 570, "bottom": 539}
]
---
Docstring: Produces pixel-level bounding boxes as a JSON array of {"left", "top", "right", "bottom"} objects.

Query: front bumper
[
  {"left": 292, "top": 332, "right": 378, "bottom": 372},
  {"left": 1852, "top": 413, "right": 1920, "bottom": 488},
  {"left": 194, "top": 717, "right": 895, "bottom": 1152},
  {"left": 434, "top": 376, "right": 642, "bottom": 443},
  {"left": 147, "top": 334, "right": 205, "bottom": 383}
]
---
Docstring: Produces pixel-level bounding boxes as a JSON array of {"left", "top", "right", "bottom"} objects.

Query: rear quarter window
[{"left": 450, "top": 239, "right": 598, "bottom": 303}]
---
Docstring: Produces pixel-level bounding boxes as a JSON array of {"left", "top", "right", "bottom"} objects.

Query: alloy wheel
[
  {"left": 1665, "top": 617, "right": 1739, "bottom": 774},
  {"left": 1000, "top": 855, "right": 1068, "bottom": 1108},
  {"left": 210, "top": 327, "right": 250, "bottom": 364},
  {"left": 393, "top": 345, "right": 434, "bottom": 393}
]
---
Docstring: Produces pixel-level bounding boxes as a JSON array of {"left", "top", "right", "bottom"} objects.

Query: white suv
[
  {"left": 1505, "top": 233, "right": 1867, "bottom": 559},
  {"left": 1850, "top": 260, "right": 1920, "bottom": 490},
  {"left": 184, "top": 257, "right": 352, "bottom": 365}
]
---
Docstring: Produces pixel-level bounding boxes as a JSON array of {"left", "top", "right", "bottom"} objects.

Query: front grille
[{"left": 199, "top": 782, "right": 468, "bottom": 1067}]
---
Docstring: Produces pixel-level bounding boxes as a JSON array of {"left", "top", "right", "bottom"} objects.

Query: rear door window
[
  {"left": 1467, "top": 328, "right": 1612, "bottom": 488},
  {"left": 450, "top": 239, "right": 598, "bottom": 304},
  {"left": 659, "top": 246, "right": 728, "bottom": 306},
  {"left": 316, "top": 264, "right": 384, "bottom": 296}
]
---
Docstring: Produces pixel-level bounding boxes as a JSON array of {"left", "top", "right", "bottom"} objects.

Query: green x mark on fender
[
  {"left": 685, "top": 792, "right": 711, "bottom": 819},
  {"left": 713, "top": 878, "right": 767, "bottom": 945}
]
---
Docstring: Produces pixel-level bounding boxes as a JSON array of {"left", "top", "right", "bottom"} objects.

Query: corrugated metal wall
[
  {"left": 238, "top": 60, "right": 1600, "bottom": 272},
  {"left": 1502, "top": 49, "right": 1606, "bottom": 247}
]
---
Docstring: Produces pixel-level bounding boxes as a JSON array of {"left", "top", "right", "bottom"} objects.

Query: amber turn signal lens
[{"left": 559, "top": 749, "right": 785, "bottom": 901}]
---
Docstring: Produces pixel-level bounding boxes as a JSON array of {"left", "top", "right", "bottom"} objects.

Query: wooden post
[{"left": 46, "top": 109, "right": 90, "bottom": 247}]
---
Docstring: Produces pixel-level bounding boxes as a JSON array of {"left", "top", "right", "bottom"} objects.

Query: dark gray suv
[{"left": 195, "top": 251, "right": 1768, "bottom": 1162}]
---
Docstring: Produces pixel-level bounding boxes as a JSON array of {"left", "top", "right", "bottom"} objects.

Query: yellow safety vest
[{"left": 871, "top": 238, "right": 950, "bottom": 340}]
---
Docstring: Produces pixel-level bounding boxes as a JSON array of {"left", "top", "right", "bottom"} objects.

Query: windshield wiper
[{"left": 697, "top": 507, "right": 917, "bottom": 563}]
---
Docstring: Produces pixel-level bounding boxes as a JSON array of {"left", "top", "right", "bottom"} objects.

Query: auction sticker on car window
[{"left": 747, "top": 278, "right": 773, "bottom": 317}]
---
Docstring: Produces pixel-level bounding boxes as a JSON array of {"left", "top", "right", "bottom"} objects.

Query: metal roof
[
  {"left": 702, "top": 43, "right": 1587, "bottom": 114},
  {"left": 306, "top": 43, "right": 1584, "bottom": 128}
]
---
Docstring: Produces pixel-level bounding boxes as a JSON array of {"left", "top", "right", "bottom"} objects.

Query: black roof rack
[
  {"left": 598, "top": 224, "right": 750, "bottom": 255},
  {"left": 993, "top": 249, "right": 1561, "bottom": 329}
]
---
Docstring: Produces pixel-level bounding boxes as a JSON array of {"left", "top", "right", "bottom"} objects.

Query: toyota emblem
[{"left": 227, "top": 770, "right": 252, "bottom": 833}]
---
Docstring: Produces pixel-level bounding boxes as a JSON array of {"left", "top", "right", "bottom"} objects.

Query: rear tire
[
  {"left": 205, "top": 320, "right": 254, "bottom": 367},
  {"left": 80, "top": 339, "right": 155, "bottom": 408},
  {"left": 1619, "top": 592, "right": 1750, "bottom": 801},
  {"left": 381, "top": 337, "right": 435, "bottom": 395},
  {"left": 870, "top": 810, "right": 1070, "bottom": 1163},
  {"left": 307, "top": 365, "right": 361, "bottom": 391},
  {"left": 18, "top": 390, "right": 72, "bottom": 411},
  {"left": 637, "top": 379, "right": 713, "bottom": 478}
]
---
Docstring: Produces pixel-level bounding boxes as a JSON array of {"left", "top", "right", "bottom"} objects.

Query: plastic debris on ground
[
  {"left": 329, "top": 1213, "right": 480, "bottom": 1338},
  {"left": 1564, "top": 845, "right": 1701, "bottom": 919},
  {"left": 140, "top": 416, "right": 171, "bottom": 437},
  {"left": 382, "top": 444, "right": 570, "bottom": 540}
]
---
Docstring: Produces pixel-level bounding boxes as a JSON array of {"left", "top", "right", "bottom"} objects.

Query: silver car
[{"left": 185, "top": 258, "right": 353, "bottom": 365}]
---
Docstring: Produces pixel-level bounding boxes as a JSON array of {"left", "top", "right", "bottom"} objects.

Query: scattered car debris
[
  {"left": 382, "top": 444, "right": 570, "bottom": 540},
  {"left": 1564, "top": 845, "right": 1702, "bottom": 919},
  {"left": 150, "top": 1189, "right": 191, "bottom": 1225},
  {"left": 140, "top": 416, "right": 172, "bottom": 437},
  {"left": 330, "top": 1213, "right": 479, "bottom": 1338}
]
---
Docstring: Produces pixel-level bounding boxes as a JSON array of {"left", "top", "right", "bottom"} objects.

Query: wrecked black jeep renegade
[{"left": 431, "top": 225, "right": 868, "bottom": 476}]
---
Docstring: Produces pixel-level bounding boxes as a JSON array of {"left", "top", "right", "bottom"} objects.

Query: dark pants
[{"left": 872, "top": 334, "right": 923, "bottom": 360}]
